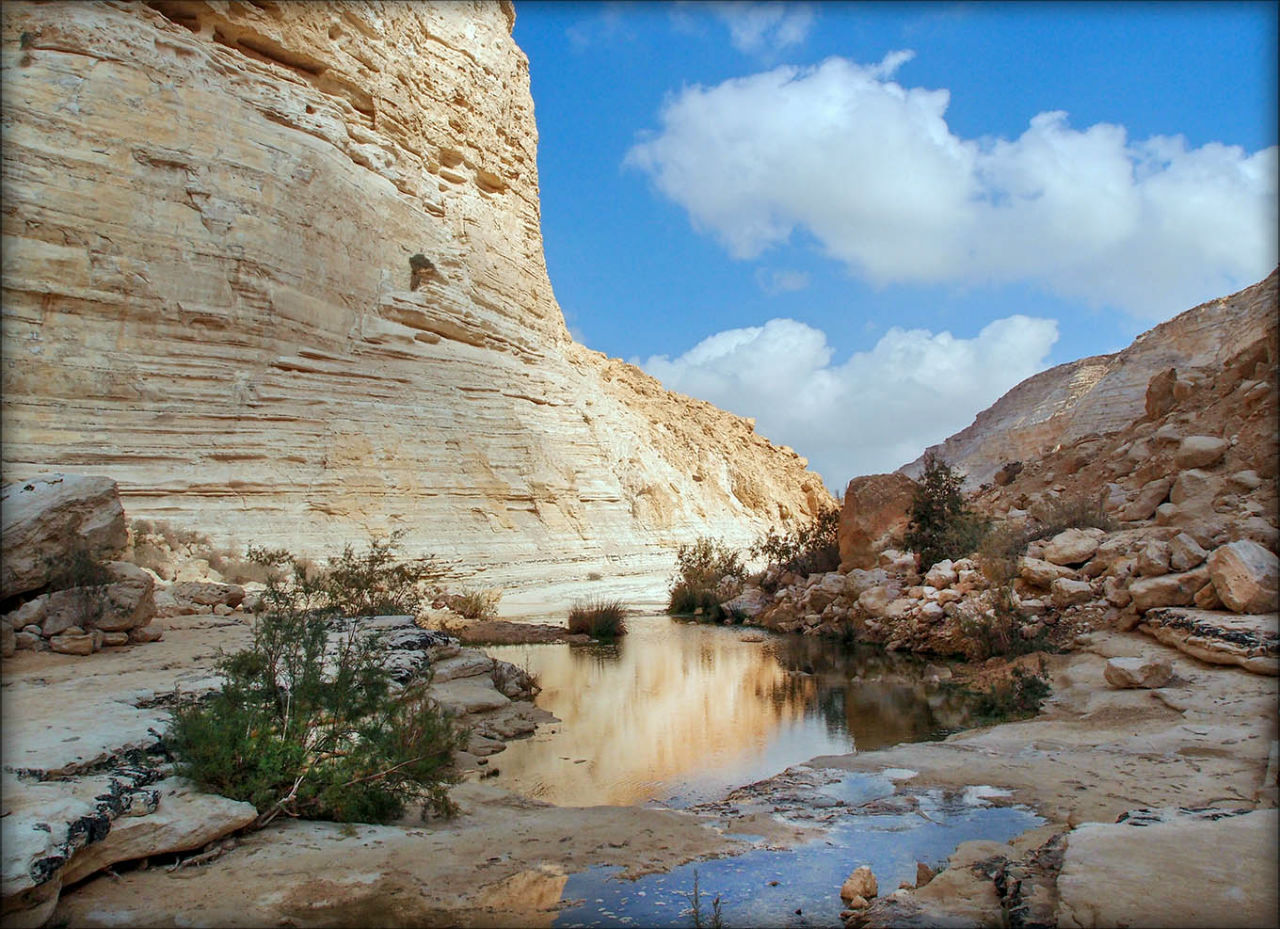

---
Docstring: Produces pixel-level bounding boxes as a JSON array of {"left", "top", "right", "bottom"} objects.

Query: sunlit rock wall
[{"left": 0, "top": 1, "right": 829, "bottom": 603}]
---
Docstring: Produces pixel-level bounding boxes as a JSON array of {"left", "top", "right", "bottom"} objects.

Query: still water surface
[{"left": 487, "top": 614, "right": 980, "bottom": 808}]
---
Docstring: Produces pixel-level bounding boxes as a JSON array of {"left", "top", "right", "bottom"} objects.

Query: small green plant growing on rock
[
  {"left": 968, "top": 658, "right": 1052, "bottom": 722},
  {"left": 167, "top": 538, "right": 465, "bottom": 826},
  {"left": 667, "top": 537, "right": 744, "bottom": 621},
  {"left": 904, "top": 453, "right": 990, "bottom": 570},
  {"left": 568, "top": 597, "right": 628, "bottom": 639}
]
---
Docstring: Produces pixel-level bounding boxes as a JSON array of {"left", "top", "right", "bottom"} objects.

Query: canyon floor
[{"left": 3, "top": 607, "right": 1273, "bottom": 928}]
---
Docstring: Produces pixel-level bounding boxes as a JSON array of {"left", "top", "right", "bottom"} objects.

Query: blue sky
[{"left": 512, "top": 2, "right": 1278, "bottom": 490}]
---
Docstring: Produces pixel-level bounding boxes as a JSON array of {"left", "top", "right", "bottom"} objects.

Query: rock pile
[{"left": 1, "top": 475, "right": 161, "bottom": 657}]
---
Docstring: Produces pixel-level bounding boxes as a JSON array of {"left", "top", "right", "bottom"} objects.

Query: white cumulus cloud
[
  {"left": 625, "top": 53, "right": 1278, "bottom": 318},
  {"left": 637, "top": 315, "right": 1059, "bottom": 490}
]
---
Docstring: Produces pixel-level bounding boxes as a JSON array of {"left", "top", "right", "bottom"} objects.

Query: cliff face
[
  {"left": 901, "top": 271, "right": 1278, "bottom": 487},
  {"left": 0, "top": 1, "right": 828, "bottom": 599}
]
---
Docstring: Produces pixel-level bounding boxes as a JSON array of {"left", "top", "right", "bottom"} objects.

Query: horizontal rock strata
[{"left": 0, "top": 1, "right": 828, "bottom": 600}]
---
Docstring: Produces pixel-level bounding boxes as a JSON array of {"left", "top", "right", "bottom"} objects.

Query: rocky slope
[
  {"left": 0, "top": 1, "right": 827, "bottom": 601},
  {"left": 901, "top": 271, "right": 1277, "bottom": 487}
]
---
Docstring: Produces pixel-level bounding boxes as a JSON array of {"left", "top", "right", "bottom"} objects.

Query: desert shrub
[
  {"left": 750, "top": 505, "right": 841, "bottom": 577},
  {"left": 968, "top": 659, "right": 1052, "bottom": 722},
  {"left": 445, "top": 587, "right": 501, "bottom": 620},
  {"left": 667, "top": 538, "right": 744, "bottom": 621},
  {"left": 904, "top": 453, "right": 990, "bottom": 570},
  {"left": 568, "top": 598, "right": 628, "bottom": 639},
  {"left": 167, "top": 541, "right": 465, "bottom": 826},
  {"left": 979, "top": 492, "right": 1115, "bottom": 587},
  {"left": 1030, "top": 493, "right": 1115, "bottom": 535},
  {"left": 40, "top": 542, "right": 114, "bottom": 627},
  {"left": 957, "top": 597, "right": 1054, "bottom": 660}
]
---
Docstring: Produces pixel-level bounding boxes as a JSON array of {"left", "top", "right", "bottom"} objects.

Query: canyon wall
[
  {"left": 0, "top": 1, "right": 828, "bottom": 604},
  {"left": 901, "top": 271, "right": 1278, "bottom": 487}
]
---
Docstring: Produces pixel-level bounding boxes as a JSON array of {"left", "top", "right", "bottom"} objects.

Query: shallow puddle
[
  {"left": 553, "top": 770, "right": 1041, "bottom": 928},
  {"left": 486, "top": 615, "right": 982, "bottom": 807}
]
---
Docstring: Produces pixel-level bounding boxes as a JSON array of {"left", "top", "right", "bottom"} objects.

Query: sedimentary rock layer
[
  {"left": 0, "top": 1, "right": 828, "bottom": 597},
  {"left": 902, "top": 271, "right": 1278, "bottom": 486}
]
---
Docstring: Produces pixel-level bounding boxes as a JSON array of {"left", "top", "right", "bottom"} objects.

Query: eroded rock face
[
  {"left": 838, "top": 473, "right": 917, "bottom": 571},
  {"left": 0, "top": 1, "right": 828, "bottom": 598}
]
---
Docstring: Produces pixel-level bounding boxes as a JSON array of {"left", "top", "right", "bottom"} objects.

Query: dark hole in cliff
[{"left": 145, "top": 1, "right": 202, "bottom": 34}]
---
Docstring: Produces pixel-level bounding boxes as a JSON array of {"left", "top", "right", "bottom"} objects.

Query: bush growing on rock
[
  {"left": 167, "top": 539, "right": 465, "bottom": 826},
  {"left": 667, "top": 537, "right": 745, "bottom": 621},
  {"left": 568, "top": 597, "right": 628, "bottom": 639},
  {"left": 750, "top": 505, "right": 841, "bottom": 577},
  {"left": 968, "top": 659, "right": 1053, "bottom": 722},
  {"left": 904, "top": 454, "right": 989, "bottom": 570}
]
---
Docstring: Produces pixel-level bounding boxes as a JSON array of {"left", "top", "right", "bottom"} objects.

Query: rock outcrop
[
  {"left": 901, "top": 271, "right": 1277, "bottom": 487},
  {"left": 0, "top": 1, "right": 828, "bottom": 601}
]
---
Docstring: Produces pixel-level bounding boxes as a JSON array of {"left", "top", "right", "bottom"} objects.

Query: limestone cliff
[
  {"left": 0, "top": 1, "right": 828, "bottom": 602},
  {"left": 901, "top": 271, "right": 1278, "bottom": 487}
]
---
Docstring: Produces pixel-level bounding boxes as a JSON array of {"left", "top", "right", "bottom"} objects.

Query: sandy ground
[{"left": 8, "top": 614, "right": 1277, "bottom": 927}]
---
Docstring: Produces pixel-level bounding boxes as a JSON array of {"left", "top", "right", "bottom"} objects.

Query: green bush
[
  {"left": 749, "top": 505, "right": 841, "bottom": 577},
  {"left": 969, "top": 659, "right": 1052, "bottom": 722},
  {"left": 666, "top": 538, "right": 744, "bottom": 621},
  {"left": 167, "top": 539, "right": 465, "bottom": 826},
  {"left": 904, "top": 453, "right": 989, "bottom": 570},
  {"left": 568, "top": 598, "right": 628, "bottom": 639}
]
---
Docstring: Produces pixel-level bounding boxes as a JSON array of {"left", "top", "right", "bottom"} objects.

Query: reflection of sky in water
[
  {"left": 554, "top": 776, "right": 1041, "bottom": 928},
  {"left": 486, "top": 616, "right": 979, "bottom": 808}
]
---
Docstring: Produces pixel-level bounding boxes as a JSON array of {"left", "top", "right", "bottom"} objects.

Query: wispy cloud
[
  {"left": 625, "top": 52, "right": 1278, "bottom": 319},
  {"left": 754, "top": 267, "right": 811, "bottom": 295},
  {"left": 670, "top": 2, "right": 816, "bottom": 56},
  {"left": 636, "top": 314, "right": 1059, "bottom": 488}
]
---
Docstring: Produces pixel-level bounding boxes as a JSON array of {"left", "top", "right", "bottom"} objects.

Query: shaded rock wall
[{"left": 1, "top": 1, "right": 828, "bottom": 599}]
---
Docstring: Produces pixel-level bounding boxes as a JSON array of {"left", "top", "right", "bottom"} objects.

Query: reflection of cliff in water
[{"left": 488, "top": 616, "right": 977, "bottom": 808}]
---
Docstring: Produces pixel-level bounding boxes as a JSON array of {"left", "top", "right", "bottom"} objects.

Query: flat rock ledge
[
  {"left": 0, "top": 612, "right": 551, "bottom": 927},
  {"left": 1140, "top": 608, "right": 1279, "bottom": 676}
]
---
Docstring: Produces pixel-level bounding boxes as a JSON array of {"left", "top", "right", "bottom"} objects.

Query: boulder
[
  {"left": 1136, "top": 540, "right": 1172, "bottom": 577},
  {"left": 1, "top": 621, "right": 14, "bottom": 658},
  {"left": 1051, "top": 578, "right": 1095, "bottom": 609},
  {"left": 923, "top": 560, "right": 957, "bottom": 589},
  {"left": 1193, "top": 581, "right": 1223, "bottom": 610},
  {"left": 40, "top": 562, "right": 156, "bottom": 635},
  {"left": 1207, "top": 540, "right": 1279, "bottom": 614},
  {"left": 1144, "top": 367, "right": 1178, "bottom": 419},
  {"left": 856, "top": 586, "right": 895, "bottom": 617},
  {"left": 1042, "top": 528, "right": 1102, "bottom": 566},
  {"left": 1128, "top": 567, "right": 1210, "bottom": 613},
  {"left": 838, "top": 474, "right": 917, "bottom": 571},
  {"left": 721, "top": 587, "right": 771, "bottom": 619},
  {"left": 1169, "top": 533, "right": 1208, "bottom": 572},
  {"left": 0, "top": 474, "right": 128, "bottom": 600},
  {"left": 48, "top": 632, "right": 94, "bottom": 656},
  {"left": 1018, "top": 557, "right": 1076, "bottom": 588},
  {"left": 1169, "top": 469, "right": 1217, "bottom": 506},
  {"left": 1104, "top": 656, "right": 1174, "bottom": 689},
  {"left": 1175, "top": 436, "right": 1229, "bottom": 470},
  {"left": 841, "top": 865, "right": 878, "bottom": 903},
  {"left": 1119, "top": 477, "right": 1173, "bottom": 522}
]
